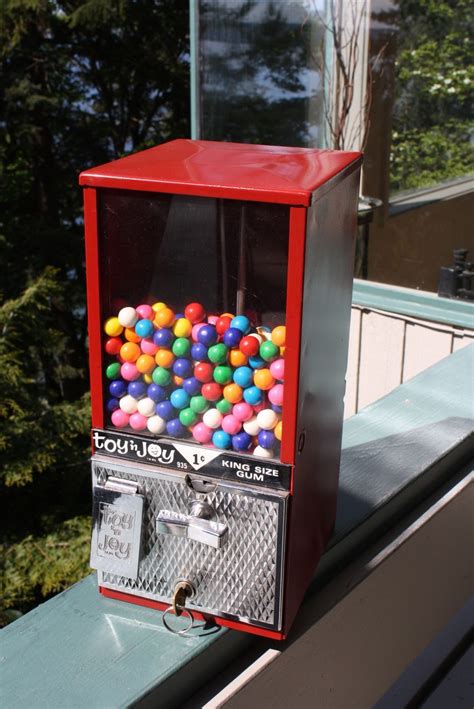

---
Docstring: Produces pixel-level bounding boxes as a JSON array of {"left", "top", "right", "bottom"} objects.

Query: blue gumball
[
  {"left": 107, "top": 398, "right": 120, "bottom": 413},
  {"left": 230, "top": 315, "right": 251, "bottom": 334},
  {"left": 183, "top": 377, "right": 201, "bottom": 396},
  {"left": 232, "top": 431, "right": 252, "bottom": 451},
  {"left": 147, "top": 383, "right": 167, "bottom": 402},
  {"left": 248, "top": 355, "right": 265, "bottom": 370},
  {"left": 191, "top": 342, "right": 208, "bottom": 361},
  {"left": 173, "top": 357, "right": 193, "bottom": 378},
  {"left": 128, "top": 381, "right": 147, "bottom": 399},
  {"left": 223, "top": 327, "right": 243, "bottom": 348},
  {"left": 109, "top": 379, "right": 127, "bottom": 398},
  {"left": 170, "top": 388, "right": 190, "bottom": 410},
  {"left": 167, "top": 418, "right": 186, "bottom": 437},
  {"left": 153, "top": 328, "right": 174, "bottom": 348},
  {"left": 212, "top": 429, "right": 232, "bottom": 449},
  {"left": 156, "top": 401, "right": 175, "bottom": 421},
  {"left": 135, "top": 318, "right": 154, "bottom": 338},
  {"left": 243, "top": 386, "right": 263, "bottom": 406},
  {"left": 197, "top": 324, "right": 218, "bottom": 346},
  {"left": 233, "top": 366, "right": 253, "bottom": 388},
  {"left": 258, "top": 430, "right": 276, "bottom": 449}
]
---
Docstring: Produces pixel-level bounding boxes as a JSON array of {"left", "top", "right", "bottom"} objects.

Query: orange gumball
[
  {"left": 229, "top": 348, "right": 248, "bottom": 367},
  {"left": 173, "top": 375, "right": 184, "bottom": 386},
  {"left": 120, "top": 342, "right": 141, "bottom": 362},
  {"left": 271, "top": 326, "right": 286, "bottom": 348},
  {"left": 136, "top": 354, "right": 155, "bottom": 374},
  {"left": 253, "top": 368, "right": 275, "bottom": 390},
  {"left": 154, "top": 307, "right": 175, "bottom": 328},
  {"left": 223, "top": 383, "right": 243, "bottom": 404},
  {"left": 155, "top": 349, "right": 175, "bottom": 368},
  {"left": 124, "top": 327, "right": 141, "bottom": 343}
]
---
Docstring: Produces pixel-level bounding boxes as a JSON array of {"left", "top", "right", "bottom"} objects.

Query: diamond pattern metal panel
[{"left": 94, "top": 460, "right": 285, "bottom": 629}]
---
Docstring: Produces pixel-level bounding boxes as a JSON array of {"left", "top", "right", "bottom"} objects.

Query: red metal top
[{"left": 79, "top": 139, "right": 361, "bottom": 206}]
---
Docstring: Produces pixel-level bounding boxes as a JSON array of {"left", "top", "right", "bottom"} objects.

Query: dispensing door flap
[{"left": 90, "top": 476, "right": 144, "bottom": 580}]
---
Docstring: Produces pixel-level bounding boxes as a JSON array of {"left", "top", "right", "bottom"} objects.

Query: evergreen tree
[{"left": 0, "top": 0, "right": 189, "bottom": 615}]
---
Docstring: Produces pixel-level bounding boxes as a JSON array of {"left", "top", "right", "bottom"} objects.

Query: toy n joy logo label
[{"left": 93, "top": 429, "right": 175, "bottom": 466}]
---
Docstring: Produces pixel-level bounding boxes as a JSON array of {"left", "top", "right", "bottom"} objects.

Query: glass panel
[
  {"left": 198, "top": 0, "right": 328, "bottom": 146},
  {"left": 100, "top": 190, "right": 288, "bottom": 461}
]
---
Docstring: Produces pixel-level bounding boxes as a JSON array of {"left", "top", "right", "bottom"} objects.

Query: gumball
[
  {"left": 171, "top": 358, "right": 191, "bottom": 379},
  {"left": 239, "top": 335, "right": 259, "bottom": 357},
  {"left": 233, "top": 402, "right": 253, "bottom": 422},
  {"left": 183, "top": 377, "right": 201, "bottom": 396},
  {"left": 248, "top": 354, "right": 265, "bottom": 370},
  {"left": 129, "top": 412, "right": 148, "bottom": 431},
  {"left": 212, "top": 430, "right": 232, "bottom": 449},
  {"left": 213, "top": 365, "right": 233, "bottom": 385},
  {"left": 120, "top": 395, "right": 138, "bottom": 414},
  {"left": 136, "top": 304, "right": 154, "bottom": 320},
  {"left": 136, "top": 354, "right": 155, "bottom": 375},
  {"left": 170, "top": 388, "right": 190, "bottom": 410},
  {"left": 147, "top": 383, "right": 167, "bottom": 402},
  {"left": 121, "top": 362, "right": 139, "bottom": 381},
  {"left": 124, "top": 327, "right": 141, "bottom": 343},
  {"left": 192, "top": 422, "right": 213, "bottom": 444},
  {"left": 154, "top": 307, "right": 175, "bottom": 328},
  {"left": 104, "top": 317, "right": 123, "bottom": 337},
  {"left": 172, "top": 337, "right": 191, "bottom": 357},
  {"left": 135, "top": 319, "right": 154, "bottom": 339},
  {"left": 155, "top": 349, "right": 175, "bottom": 369},
  {"left": 167, "top": 418, "right": 185, "bottom": 437},
  {"left": 140, "top": 338, "right": 159, "bottom": 356},
  {"left": 253, "top": 399, "right": 267, "bottom": 414},
  {"left": 271, "top": 326, "right": 286, "bottom": 347},
  {"left": 232, "top": 431, "right": 252, "bottom": 451},
  {"left": 153, "top": 328, "right": 174, "bottom": 348},
  {"left": 144, "top": 374, "right": 153, "bottom": 384},
  {"left": 152, "top": 301, "right": 166, "bottom": 314},
  {"left": 254, "top": 368, "right": 275, "bottom": 390},
  {"left": 138, "top": 397, "right": 156, "bottom": 417},
  {"left": 190, "top": 395, "right": 209, "bottom": 414},
  {"left": 202, "top": 382, "right": 222, "bottom": 402},
  {"left": 233, "top": 366, "right": 253, "bottom": 388},
  {"left": 109, "top": 380, "right": 127, "bottom": 398},
  {"left": 208, "top": 315, "right": 218, "bottom": 325},
  {"left": 257, "top": 408, "right": 278, "bottom": 430},
  {"left": 270, "top": 358, "right": 285, "bottom": 381},
  {"left": 147, "top": 415, "right": 166, "bottom": 435},
  {"left": 216, "top": 398, "right": 232, "bottom": 415},
  {"left": 105, "top": 337, "right": 122, "bottom": 355},
  {"left": 106, "top": 362, "right": 121, "bottom": 380},
  {"left": 179, "top": 408, "right": 198, "bottom": 427},
  {"left": 191, "top": 323, "right": 206, "bottom": 342},
  {"left": 208, "top": 343, "right": 228, "bottom": 364},
  {"left": 243, "top": 416, "right": 261, "bottom": 436},
  {"left": 194, "top": 362, "right": 213, "bottom": 383},
  {"left": 191, "top": 343, "right": 208, "bottom": 362},
  {"left": 107, "top": 398, "right": 120, "bottom": 413},
  {"left": 120, "top": 342, "right": 141, "bottom": 362},
  {"left": 271, "top": 404, "right": 282, "bottom": 414},
  {"left": 222, "top": 415, "right": 242, "bottom": 435},
  {"left": 223, "top": 383, "right": 243, "bottom": 404},
  {"left": 258, "top": 430, "right": 276, "bottom": 449},
  {"left": 152, "top": 367, "right": 171, "bottom": 386},
  {"left": 173, "top": 317, "right": 192, "bottom": 338},
  {"left": 111, "top": 409, "right": 130, "bottom": 428},
  {"left": 185, "top": 302, "right": 206, "bottom": 324},
  {"left": 197, "top": 324, "right": 218, "bottom": 346},
  {"left": 229, "top": 348, "right": 248, "bottom": 367},
  {"left": 128, "top": 381, "right": 147, "bottom": 399},
  {"left": 203, "top": 408, "right": 223, "bottom": 429},
  {"left": 274, "top": 421, "right": 282, "bottom": 441},
  {"left": 156, "top": 401, "right": 175, "bottom": 421},
  {"left": 260, "top": 341, "right": 279, "bottom": 362},
  {"left": 215, "top": 315, "right": 232, "bottom": 335},
  {"left": 243, "top": 386, "right": 263, "bottom": 406},
  {"left": 230, "top": 315, "right": 251, "bottom": 334},
  {"left": 268, "top": 383, "right": 284, "bottom": 406},
  {"left": 254, "top": 445, "right": 274, "bottom": 459},
  {"left": 223, "top": 327, "right": 242, "bottom": 348}
]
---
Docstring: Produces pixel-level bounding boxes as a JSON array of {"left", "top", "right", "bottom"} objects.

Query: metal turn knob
[{"left": 156, "top": 501, "right": 228, "bottom": 549}]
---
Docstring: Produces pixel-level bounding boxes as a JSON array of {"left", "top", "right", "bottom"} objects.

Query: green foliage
[
  {"left": 391, "top": 0, "right": 474, "bottom": 193},
  {"left": 0, "top": 0, "right": 189, "bottom": 614}
]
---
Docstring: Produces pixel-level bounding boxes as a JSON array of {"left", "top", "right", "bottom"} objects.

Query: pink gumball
[
  {"left": 233, "top": 402, "right": 253, "bottom": 422},
  {"left": 129, "top": 412, "right": 148, "bottom": 431},
  {"left": 207, "top": 315, "right": 218, "bottom": 325},
  {"left": 270, "top": 358, "right": 285, "bottom": 381},
  {"left": 121, "top": 362, "right": 139, "bottom": 381},
  {"left": 192, "top": 323, "right": 206, "bottom": 342},
  {"left": 111, "top": 410, "right": 130, "bottom": 428},
  {"left": 141, "top": 338, "right": 158, "bottom": 355},
  {"left": 222, "top": 415, "right": 242, "bottom": 435},
  {"left": 268, "top": 383, "right": 284, "bottom": 406},
  {"left": 192, "top": 422, "right": 213, "bottom": 443},
  {"left": 136, "top": 304, "right": 154, "bottom": 320}
]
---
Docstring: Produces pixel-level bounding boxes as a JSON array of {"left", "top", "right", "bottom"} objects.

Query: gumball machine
[{"left": 81, "top": 140, "right": 361, "bottom": 639}]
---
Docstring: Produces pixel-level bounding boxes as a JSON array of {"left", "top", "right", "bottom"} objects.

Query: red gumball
[
  {"left": 216, "top": 315, "right": 232, "bottom": 335},
  {"left": 105, "top": 337, "right": 122, "bottom": 355},
  {"left": 185, "top": 302, "right": 206, "bottom": 324},
  {"left": 202, "top": 382, "right": 222, "bottom": 401},
  {"left": 240, "top": 335, "right": 260, "bottom": 356},
  {"left": 194, "top": 361, "right": 214, "bottom": 383}
]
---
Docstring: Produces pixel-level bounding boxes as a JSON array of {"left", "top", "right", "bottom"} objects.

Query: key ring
[{"left": 162, "top": 606, "right": 195, "bottom": 635}]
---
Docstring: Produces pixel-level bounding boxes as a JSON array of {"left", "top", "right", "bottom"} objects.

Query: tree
[{"left": 0, "top": 0, "right": 189, "bottom": 615}]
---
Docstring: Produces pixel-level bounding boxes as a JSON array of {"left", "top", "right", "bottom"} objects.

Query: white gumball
[
  {"left": 118, "top": 306, "right": 138, "bottom": 328},
  {"left": 147, "top": 415, "right": 166, "bottom": 434},
  {"left": 203, "top": 408, "right": 223, "bottom": 429},
  {"left": 254, "top": 445, "right": 274, "bottom": 458},
  {"left": 119, "top": 394, "right": 138, "bottom": 414},
  {"left": 137, "top": 397, "right": 156, "bottom": 417},
  {"left": 256, "top": 408, "right": 278, "bottom": 430},
  {"left": 243, "top": 416, "right": 261, "bottom": 436}
]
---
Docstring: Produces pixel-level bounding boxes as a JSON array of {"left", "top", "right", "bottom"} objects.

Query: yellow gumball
[
  {"left": 104, "top": 317, "right": 123, "bottom": 337},
  {"left": 152, "top": 301, "right": 167, "bottom": 313},
  {"left": 143, "top": 374, "right": 153, "bottom": 384},
  {"left": 274, "top": 421, "right": 282, "bottom": 441},
  {"left": 271, "top": 326, "right": 286, "bottom": 348},
  {"left": 173, "top": 317, "right": 192, "bottom": 338}
]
